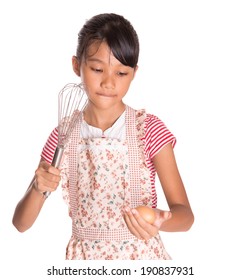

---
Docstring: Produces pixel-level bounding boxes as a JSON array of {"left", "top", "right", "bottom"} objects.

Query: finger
[
  {"left": 159, "top": 210, "right": 172, "bottom": 221},
  {"left": 36, "top": 175, "right": 60, "bottom": 191},
  {"left": 35, "top": 170, "right": 61, "bottom": 186},
  {"left": 35, "top": 166, "right": 61, "bottom": 193},
  {"left": 36, "top": 162, "right": 61, "bottom": 183},
  {"left": 131, "top": 209, "right": 158, "bottom": 240},
  {"left": 123, "top": 210, "right": 142, "bottom": 239},
  {"left": 34, "top": 180, "right": 56, "bottom": 194},
  {"left": 47, "top": 165, "right": 61, "bottom": 176},
  {"left": 40, "top": 161, "right": 61, "bottom": 176},
  {"left": 153, "top": 210, "right": 172, "bottom": 228},
  {"left": 125, "top": 208, "right": 152, "bottom": 240},
  {"left": 34, "top": 179, "right": 56, "bottom": 193}
]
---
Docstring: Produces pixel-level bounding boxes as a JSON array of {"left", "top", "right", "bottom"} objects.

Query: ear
[{"left": 72, "top": 56, "right": 81, "bottom": 77}]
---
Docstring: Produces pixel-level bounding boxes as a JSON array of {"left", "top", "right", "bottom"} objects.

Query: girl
[{"left": 12, "top": 13, "right": 194, "bottom": 260}]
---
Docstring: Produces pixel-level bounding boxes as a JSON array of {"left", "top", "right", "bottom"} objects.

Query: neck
[{"left": 83, "top": 102, "right": 126, "bottom": 131}]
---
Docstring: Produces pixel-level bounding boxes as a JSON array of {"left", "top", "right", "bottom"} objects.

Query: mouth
[{"left": 96, "top": 92, "right": 116, "bottom": 98}]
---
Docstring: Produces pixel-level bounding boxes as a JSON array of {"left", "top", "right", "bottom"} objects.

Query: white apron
[{"left": 63, "top": 106, "right": 171, "bottom": 259}]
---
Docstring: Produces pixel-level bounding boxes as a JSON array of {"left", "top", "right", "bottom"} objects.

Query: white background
[{"left": 0, "top": 0, "right": 239, "bottom": 279}]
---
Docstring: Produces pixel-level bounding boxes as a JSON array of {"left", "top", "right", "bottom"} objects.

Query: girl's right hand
[{"left": 34, "top": 160, "right": 61, "bottom": 194}]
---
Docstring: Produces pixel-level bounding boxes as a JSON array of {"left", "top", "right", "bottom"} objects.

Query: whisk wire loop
[
  {"left": 43, "top": 83, "right": 87, "bottom": 198},
  {"left": 57, "top": 83, "right": 87, "bottom": 148},
  {"left": 51, "top": 83, "right": 87, "bottom": 167}
]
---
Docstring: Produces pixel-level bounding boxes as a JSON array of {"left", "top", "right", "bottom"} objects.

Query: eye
[
  {"left": 91, "top": 67, "right": 103, "bottom": 73},
  {"left": 117, "top": 72, "right": 128, "bottom": 76}
]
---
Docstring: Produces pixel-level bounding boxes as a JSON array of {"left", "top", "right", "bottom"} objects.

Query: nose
[{"left": 101, "top": 73, "right": 115, "bottom": 90}]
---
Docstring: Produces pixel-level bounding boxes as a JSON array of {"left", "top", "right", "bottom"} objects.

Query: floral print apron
[{"left": 63, "top": 106, "right": 171, "bottom": 259}]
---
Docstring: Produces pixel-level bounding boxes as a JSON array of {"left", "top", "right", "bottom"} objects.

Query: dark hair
[{"left": 76, "top": 13, "right": 139, "bottom": 68}]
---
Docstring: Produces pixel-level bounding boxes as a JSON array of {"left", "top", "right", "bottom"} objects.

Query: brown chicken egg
[{"left": 135, "top": 206, "right": 155, "bottom": 224}]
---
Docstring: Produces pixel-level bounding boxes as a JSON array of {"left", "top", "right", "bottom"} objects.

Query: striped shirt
[{"left": 41, "top": 113, "right": 176, "bottom": 207}]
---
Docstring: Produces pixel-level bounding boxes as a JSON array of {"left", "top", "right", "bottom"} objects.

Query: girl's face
[{"left": 72, "top": 41, "right": 137, "bottom": 110}]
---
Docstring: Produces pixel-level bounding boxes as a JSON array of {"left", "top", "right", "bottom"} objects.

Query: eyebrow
[
  {"left": 87, "top": 58, "right": 104, "bottom": 63},
  {"left": 87, "top": 57, "right": 125, "bottom": 67}
]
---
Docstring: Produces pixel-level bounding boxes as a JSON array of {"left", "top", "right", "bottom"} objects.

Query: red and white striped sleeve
[
  {"left": 41, "top": 128, "right": 58, "bottom": 164},
  {"left": 144, "top": 114, "right": 176, "bottom": 159}
]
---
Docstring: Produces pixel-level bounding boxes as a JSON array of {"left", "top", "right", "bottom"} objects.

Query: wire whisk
[
  {"left": 44, "top": 83, "right": 87, "bottom": 197},
  {"left": 51, "top": 83, "right": 87, "bottom": 168}
]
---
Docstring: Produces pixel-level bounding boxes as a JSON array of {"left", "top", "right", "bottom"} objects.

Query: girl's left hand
[{"left": 123, "top": 207, "right": 172, "bottom": 241}]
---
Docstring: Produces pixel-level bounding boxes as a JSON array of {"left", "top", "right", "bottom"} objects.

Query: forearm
[
  {"left": 12, "top": 177, "right": 46, "bottom": 232},
  {"left": 160, "top": 204, "right": 194, "bottom": 232}
]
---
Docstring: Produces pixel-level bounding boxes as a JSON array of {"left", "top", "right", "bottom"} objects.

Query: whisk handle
[
  {"left": 51, "top": 146, "right": 64, "bottom": 168},
  {"left": 44, "top": 146, "right": 64, "bottom": 198}
]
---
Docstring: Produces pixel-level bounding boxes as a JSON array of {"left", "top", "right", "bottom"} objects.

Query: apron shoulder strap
[
  {"left": 125, "top": 106, "right": 146, "bottom": 208},
  {"left": 68, "top": 116, "right": 81, "bottom": 222}
]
